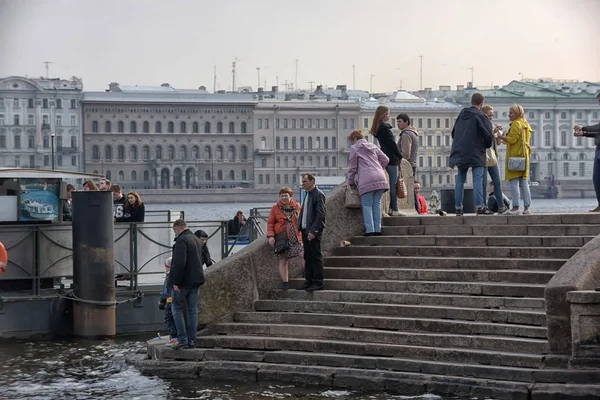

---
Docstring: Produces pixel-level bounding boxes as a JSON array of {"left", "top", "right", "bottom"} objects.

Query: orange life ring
[{"left": 0, "top": 241, "right": 7, "bottom": 277}]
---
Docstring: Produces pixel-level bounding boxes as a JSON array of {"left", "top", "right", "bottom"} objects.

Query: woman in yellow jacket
[{"left": 497, "top": 104, "right": 533, "bottom": 215}]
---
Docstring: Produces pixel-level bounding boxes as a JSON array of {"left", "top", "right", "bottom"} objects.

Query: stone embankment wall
[{"left": 197, "top": 160, "right": 415, "bottom": 326}]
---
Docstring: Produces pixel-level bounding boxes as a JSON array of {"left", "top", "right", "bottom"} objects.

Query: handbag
[
  {"left": 507, "top": 121, "right": 526, "bottom": 172},
  {"left": 345, "top": 184, "right": 361, "bottom": 209},
  {"left": 485, "top": 147, "right": 498, "bottom": 167},
  {"left": 273, "top": 231, "right": 289, "bottom": 254},
  {"left": 396, "top": 166, "right": 408, "bottom": 199}
]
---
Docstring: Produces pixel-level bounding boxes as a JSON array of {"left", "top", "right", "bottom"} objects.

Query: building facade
[
  {"left": 82, "top": 84, "right": 256, "bottom": 189},
  {"left": 0, "top": 76, "right": 83, "bottom": 171}
]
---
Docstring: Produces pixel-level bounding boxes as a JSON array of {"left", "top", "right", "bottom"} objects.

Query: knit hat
[
  {"left": 194, "top": 230, "right": 209, "bottom": 239},
  {"left": 165, "top": 257, "right": 172, "bottom": 269}
]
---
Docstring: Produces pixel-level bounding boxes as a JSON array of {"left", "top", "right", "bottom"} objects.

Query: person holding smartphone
[{"left": 575, "top": 93, "right": 600, "bottom": 211}]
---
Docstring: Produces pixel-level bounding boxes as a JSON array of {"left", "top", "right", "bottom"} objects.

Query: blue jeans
[
  {"left": 360, "top": 189, "right": 385, "bottom": 233},
  {"left": 483, "top": 164, "right": 505, "bottom": 210},
  {"left": 386, "top": 165, "right": 398, "bottom": 212},
  {"left": 455, "top": 166, "right": 485, "bottom": 210},
  {"left": 508, "top": 177, "right": 532, "bottom": 208},
  {"left": 172, "top": 284, "right": 200, "bottom": 346},
  {"left": 594, "top": 149, "right": 600, "bottom": 204}
]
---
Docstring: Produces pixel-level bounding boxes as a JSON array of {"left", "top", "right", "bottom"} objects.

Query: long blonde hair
[
  {"left": 509, "top": 104, "right": 526, "bottom": 122},
  {"left": 369, "top": 106, "right": 389, "bottom": 136}
]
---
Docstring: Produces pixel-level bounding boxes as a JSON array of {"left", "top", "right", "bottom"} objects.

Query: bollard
[{"left": 72, "top": 190, "right": 115, "bottom": 337}]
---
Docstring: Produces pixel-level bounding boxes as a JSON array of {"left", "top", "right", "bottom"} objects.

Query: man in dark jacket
[
  {"left": 170, "top": 219, "right": 205, "bottom": 350},
  {"left": 575, "top": 92, "right": 600, "bottom": 212},
  {"left": 298, "top": 173, "right": 326, "bottom": 292},
  {"left": 449, "top": 93, "right": 494, "bottom": 215}
]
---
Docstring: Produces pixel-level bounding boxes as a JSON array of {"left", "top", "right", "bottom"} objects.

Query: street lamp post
[{"left": 51, "top": 133, "right": 55, "bottom": 170}]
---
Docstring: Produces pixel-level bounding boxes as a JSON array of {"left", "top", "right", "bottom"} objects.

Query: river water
[{"left": 2, "top": 198, "right": 593, "bottom": 399}]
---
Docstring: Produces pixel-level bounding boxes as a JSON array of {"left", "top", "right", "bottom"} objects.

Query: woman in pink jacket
[{"left": 347, "top": 129, "right": 390, "bottom": 236}]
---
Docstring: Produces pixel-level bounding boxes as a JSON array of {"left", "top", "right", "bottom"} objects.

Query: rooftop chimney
[
  {"left": 309, "top": 94, "right": 316, "bottom": 100},
  {"left": 258, "top": 87, "right": 263, "bottom": 93},
  {"left": 161, "top": 83, "right": 170, "bottom": 87},
  {"left": 108, "top": 82, "right": 121, "bottom": 92},
  {"left": 316, "top": 85, "right": 323, "bottom": 91},
  {"left": 284, "top": 93, "right": 292, "bottom": 101},
  {"left": 326, "top": 94, "right": 332, "bottom": 102},
  {"left": 272, "top": 86, "right": 278, "bottom": 93},
  {"left": 217, "top": 90, "right": 226, "bottom": 94},
  {"left": 199, "top": 85, "right": 206, "bottom": 90}
]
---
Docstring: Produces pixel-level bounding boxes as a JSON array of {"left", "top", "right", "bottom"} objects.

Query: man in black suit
[{"left": 297, "top": 173, "right": 326, "bottom": 292}]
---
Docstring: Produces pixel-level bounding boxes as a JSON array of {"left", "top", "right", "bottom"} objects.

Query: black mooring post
[{"left": 72, "top": 190, "right": 115, "bottom": 337}]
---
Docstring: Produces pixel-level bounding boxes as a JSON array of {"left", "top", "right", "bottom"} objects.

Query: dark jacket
[
  {"left": 171, "top": 229, "right": 205, "bottom": 287},
  {"left": 159, "top": 271, "right": 173, "bottom": 303},
  {"left": 449, "top": 107, "right": 494, "bottom": 169},
  {"left": 582, "top": 122, "right": 600, "bottom": 149},
  {"left": 62, "top": 199, "right": 72, "bottom": 222},
  {"left": 375, "top": 122, "right": 403, "bottom": 166},
  {"left": 487, "top": 191, "right": 511, "bottom": 212},
  {"left": 113, "top": 196, "right": 127, "bottom": 222},
  {"left": 124, "top": 203, "right": 145, "bottom": 222},
  {"left": 298, "top": 186, "right": 326, "bottom": 237}
]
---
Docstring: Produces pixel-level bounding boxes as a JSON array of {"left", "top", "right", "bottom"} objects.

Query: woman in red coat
[
  {"left": 415, "top": 181, "right": 428, "bottom": 215},
  {"left": 267, "top": 187, "right": 303, "bottom": 290}
]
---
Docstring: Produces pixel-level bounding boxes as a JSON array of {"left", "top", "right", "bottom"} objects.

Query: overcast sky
[{"left": 1, "top": 0, "right": 599, "bottom": 92}]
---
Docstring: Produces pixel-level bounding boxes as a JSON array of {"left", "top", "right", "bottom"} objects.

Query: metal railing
[{"left": 0, "top": 209, "right": 266, "bottom": 297}]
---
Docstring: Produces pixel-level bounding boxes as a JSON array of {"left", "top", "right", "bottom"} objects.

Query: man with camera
[{"left": 575, "top": 92, "right": 600, "bottom": 212}]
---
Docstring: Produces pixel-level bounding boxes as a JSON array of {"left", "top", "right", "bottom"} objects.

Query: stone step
[
  {"left": 254, "top": 300, "right": 547, "bottom": 326},
  {"left": 332, "top": 245, "right": 577, "bottom": 259},
  {"left": 383, "top": 213, "right": 600, "bottom": 226},
  {"left": 292, "top": 278, "right": 546, "bottom": 297},
  {"left": 234, "top": 311, "right": 547, "bottom": 338},
  {"left": 324, "top": 256, "right": 565, "bottom": 271},
  {"left": 349, "top": 235, "right": 593, "bottom": 248},
  {"left": 273, "top": 290, "right": 545, "bottom": 310},
  {"left": 323, "top": 268, "right": 555, "bottom": 285},
  {"left": 195, "top": 335, "right": 544, "bottom": 368},
  {"left": 381, "top": 224, "right": 600, "bottom": 236},
  {"left": 213, "top": 323, "right": 549, "bottom": 353}
]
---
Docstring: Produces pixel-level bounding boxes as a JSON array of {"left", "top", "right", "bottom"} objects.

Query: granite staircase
[{"left": 146, "top": 213, "right": 600, "bottom": 399}]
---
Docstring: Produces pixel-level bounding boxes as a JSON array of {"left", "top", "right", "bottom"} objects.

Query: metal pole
[
  {"left": 419, "top": 55, "right": 424, "bottom": 90},
  {"left": 51, "top": 134, "right": 55, "bottom": 170}
]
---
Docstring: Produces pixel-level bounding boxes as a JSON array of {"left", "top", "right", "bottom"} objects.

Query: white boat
[{"left": 24, "top": 201, "right": 55, "bottom": 220}]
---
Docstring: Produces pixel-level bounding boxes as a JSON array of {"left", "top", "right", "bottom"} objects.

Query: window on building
[
  {"left": 13, "top": 98, "right": 19, "bottom": 107},
  {"left": 70, "top": 99, "right": 76, "bottom": 109},
  {"left": 427, "top": 136, "right": 432, "bottom": 147},
  {"left": 56, "top": 155, "right": 62, "bottom": 167},
  {"left": 427, "top": 119, "right": 432, "bottom": 129},
  {"left": 292, "top": 119, "right": 296, "bottom": 129},
  {"left": 156, "top": 121, "right": 162, "bottom": 133},
  {"left": 15, "top": 156, "right": 20, "bottom": 167},
  {"left": 265, "top": 119, "right": 269, "bottom": 129},
  {"left": 43, "top": 154, "right": 49, "bottom": 166},
  {"left": 427, "top": 156, "right": 432, "bottom": 167},
  {"left": 258, "top": 118, "right": 263, "bottom": 129},
  {"left": 316, "top": 119, "right": 321, "bottom": 129},
  {"left": 545, "top": 112, "right": 550, "bottom": 119},
  {"left": 308, "top": 137, "right": 313, "bottom": 150},
  {"left": 130, "top": 146, "right": 138, "bottom": 161},
  {"left": 70, "top": 115, "right": 76, "bottom": 126},
  {"left": 71, "top": 155, "right": 77, "bottom": 166},
  {"left": 259, "top": 174, "right": 263, "bottom": 184},
  {"left": 544, "top": 131, "right": 551, "bottom": 146},
  {"left": 168, "top": 121, "right": 175, "bottom": 133},
  {"left": 168, "top": 145, "right": 175, "bottom": 160},
  {"left": 56, "top": 99, "right": 62, "bottom": 109},
  {"left": 131, "top": 121, "right": 137, "bottom": 133},
  {"left": 577, "top": 137, "right": 582, "bottom": 146},
  {"left": 529, "top": 112, "right": 535, "bottom": 119},
  {"left": 300, "top": 137, "right": 305, "bottom": 149},
  {"left": 561, "top": 112, "right": 567, "bottom": 119},
  {"left": 56, "top": 136, "right": 62, "bottom": 149},
  {"left": 580, "top": 162, "right": 585, "bottom": 177},
  {"left": 436, "top": 118, "right": 441, "bottom": 128},
  {"left": 217, "top": 122, "right": 223, "bottom": 133},
  {"left": 204, "top": 122, "right": 210, "bottom": 133},
  {"left": 240, "top": 145, "right": 247, "bottom": 161},
  {"left": 28, "top": 135, "right": 34, "bottom": 148},
  {"left": 43, "top": 99, "right": 48, "bottom": 108},
  {"left": 118, "top": 121, "right": 124, "bottom": 133},
  {"left": 445, "top": 118, "right": 450, "bottom": 128},
  {"left": 14, "top": 135, "right": 21, "bottom": 149},
  {"left": 142, "top": 145, "right": 150, "bottom": 160},
  {"left": 28, "top": 98, "right": 34, "bottom": 108},
  {"left": 14, "top": 115, "right": 20, "bottom": 126},
  {"left": 0, "top": 114, "right": 4, "bottom": 125},
  {"left": 71, "top": 136, "right": 76, "bottom": 148},
  {"left": 228, "top": 122, "right": 234, "bottom": 133},
  {"left": 117, "top": 145, "right": 125, "bottom": 161},
  {"left": 283, "top": 137, "right": 288, "bottom": 149},
  {"left": 418, "top": 119, "right": 423, "bottom": 129},
  {"left": 276, "top": 119, "right": 280, "bottom": 129},
  {"left": 308, "top": 119, "right": 313, "bottom": 129},
  {"left": 92, "top": 121, "right": 98, "bottom": 132},
  {"left": 143, "top": 121, "right": 149, "bottom": 133},
  {"left": 156, "top": 146, "right": 162, "bottom": 159},
  {"left": 0, "top": 136, "right": 5, "bottom": 148},
  {"left": 436, "top": 135, "right": 441, "bottom": 147},
  {"left": 332, "top": 137, "right": 337, "bottom": 149},
  {"left": 350, "top": 119, "right": 355, "bottom": 129},
  {"left": 576, "top": 112, "right": 582, "bottom": 119},
  {"left": 43, "top": 115, "right": 48, "bottom": 124},
  {"left": 192, "top": 121, "right": 199, "bottom": 133},
  {"left": 276, "top": 174, "right": 281, "bottom": 184},
  {"left": 43, "top": 136, "right": 49, "bottom": 148},
  {"left": 144, "top": 170, "right": 149, "bottom": 181},
  {"left": 324, "top": 137, "right": 329, "bottom": 149},
  {"left": 324, "top": 119, "right": 328, "bottom": 129},
  {"left": 56, "top": 115, "right": 63, "bottom": 126},
  {"left": 563, "top": 162, "right": 569, "bottom": 177},
  {"left": 343, "top": 119, "right": 347, "bottom": 129},
  {"left": 437, "top": 156, "right": 442, "bottom": 167},
  {"left": 276, "top": 136, "right": 280, "bottom": 149},
  {"left": 445, "top": 135, "right": 450, "bottom": 147},
  {"left": 419, "top": 156, "right": 423, "bottom": 168},
  {"left": 418, "top": 135, "right": 423, "bottom": 147},
  {"left": 265, "top": 174, "right": 270, "bottom": 184}
]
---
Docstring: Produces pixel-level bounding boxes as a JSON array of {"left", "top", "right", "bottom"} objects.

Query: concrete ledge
[{"left": 545, "top": 237, "right": 600, "bottom": 355}]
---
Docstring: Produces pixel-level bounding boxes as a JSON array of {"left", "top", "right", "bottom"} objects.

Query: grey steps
[
  {"left": 349, "top": 235, "right": 594, "bottom": 248},
  {"left": 213, "top": 323, "right": 549, "bottom": 353},
  {"left": 324, "top": 255, "right": 566, "bottom": 271},
  {"left": 332, "top": 245, "right": 577, "bottom": 259},
  {"left": 273, "top": 289, "right": 545, "bottom": 310},
  {"left": 234, "top": 311, "right": 547, "bottom": 338},
  {"left": 381, "top": 224, "right": 600, "bottom": 236},
  {"left": 383, "top": 213, "right": 600, "bottom": 226},
  {"left": 195, "top": 335, "right": 545, "bottom": 368},
  {"left": 323, "top": 268, "right": 554, "bottom": 284},
  {"left": 254, "top": 300, "right": 547, "bottom": 326},
  {"left": 289, "top": 278, "right": 547, "bottom": 297}
]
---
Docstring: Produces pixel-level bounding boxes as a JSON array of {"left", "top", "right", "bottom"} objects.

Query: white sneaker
[
  {"left": 390, "top": 210, "right": 405, "bottom": 216},
  {"left": 522, "top": 209, "right": 532, "bottom": 215},
  {"left": 508, "top": 209, "right": 521, "bottom": 215}
]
